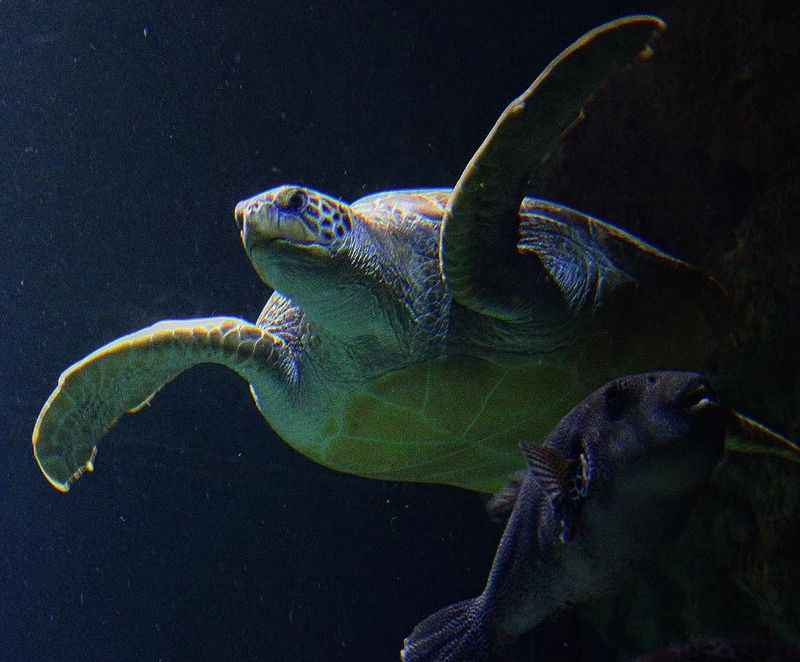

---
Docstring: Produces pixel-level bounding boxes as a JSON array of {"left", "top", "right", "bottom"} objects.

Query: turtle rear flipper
[
  {"left": 33, "top": 317, "right": 293, "bottom": 492},
  {"left": 518, "top": 198, "right": 731, "bottom": 338},
  {"left": 441, "top": 15, "right": 665, "bottom": 320}
]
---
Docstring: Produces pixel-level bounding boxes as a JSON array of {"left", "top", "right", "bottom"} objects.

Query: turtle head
[
  {"left": 235, "top": 185, "right": 358, "bottom": 295},
  {"left": 235, "top": 184, "right": 354, "bottom": 256},
  {"left": 234, "top": 185, "right": 399, "bottom": 337}
]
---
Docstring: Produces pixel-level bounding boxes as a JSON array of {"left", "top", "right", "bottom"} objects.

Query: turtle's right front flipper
[
  {"left": 33, "top": 318, "right": 293, "bottom": 492},
  {"left": 441, "top": 16, "right": 666, "bottom": 320}
]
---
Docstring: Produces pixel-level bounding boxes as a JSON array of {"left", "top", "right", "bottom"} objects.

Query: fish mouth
[{"left": 680, "top": 381, "right": 720, "bottom": 415}]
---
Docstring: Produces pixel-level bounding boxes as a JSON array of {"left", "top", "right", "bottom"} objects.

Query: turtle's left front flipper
[
  {"left": 33, "top": 318, "right": 294, "bottom": 492},
  {"left": 441, "top": 15, "right": 666, "bottom": 321}
]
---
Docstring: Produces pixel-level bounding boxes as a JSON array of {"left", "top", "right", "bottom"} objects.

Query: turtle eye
[{"left": 280, "top": 189, "right": 308, "bottom": 213}]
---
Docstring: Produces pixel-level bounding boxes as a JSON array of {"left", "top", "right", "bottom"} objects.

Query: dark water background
[{"left": 3, "top": 1, "right": 759, "bottom": 661}]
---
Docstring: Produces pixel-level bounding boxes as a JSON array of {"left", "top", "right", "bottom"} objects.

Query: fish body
[{"left": 402, "top": 372, "right": 727, "bottom": 662}]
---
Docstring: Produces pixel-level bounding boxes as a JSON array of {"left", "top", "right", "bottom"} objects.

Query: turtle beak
[
  {"left": 234, "top": 195, "right": 272, "bottom": 253},
  {"left": 234, "top": 200, "right": 246, "bottom": 232},
  {"left": 237, "top": 203, "right": 256, "bottom": 252},
  {"left": 234, "top": 194, "right": 317, "bottom": 253}
]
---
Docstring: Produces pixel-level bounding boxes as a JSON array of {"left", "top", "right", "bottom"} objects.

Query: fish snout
[{"left": 678, "top": 379, "right": 731, "bottom": 452}]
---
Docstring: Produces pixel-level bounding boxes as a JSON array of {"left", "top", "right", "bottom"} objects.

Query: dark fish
[
  {"left": 633, "top": 637, "right": 800, "bottom": 661},
  {"left": 401, "top": 372, "right": 728, "bottom": 662}
]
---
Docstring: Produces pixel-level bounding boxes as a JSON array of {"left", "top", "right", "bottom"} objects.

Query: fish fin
[
  {"left": 401, "top": 597, "right": 492, "bottom": 662},
  {"left": 486, "top": 470, "right": 525, "bottom": 523},
  {"left": 557, "top": 499, "right": 585, "bottom": 544},
  {"left": 520, "top": 442, "right": 575, "bottom": 502},
  {"left": 727, "top": 410, "right": 800, "bottom": 463}
]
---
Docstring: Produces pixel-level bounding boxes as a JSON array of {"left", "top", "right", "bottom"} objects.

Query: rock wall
[{"left": 538, "top": 1, "right": 800, "bottom": 653}]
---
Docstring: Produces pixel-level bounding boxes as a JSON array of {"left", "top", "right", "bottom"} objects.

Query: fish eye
[{"left": 280, "top": 189, "right": 308, "bottom": 213}]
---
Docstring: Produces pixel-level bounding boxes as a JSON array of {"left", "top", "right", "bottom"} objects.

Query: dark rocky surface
[{"left": 538, "top": 0, "right": 800, "bottom": 653}]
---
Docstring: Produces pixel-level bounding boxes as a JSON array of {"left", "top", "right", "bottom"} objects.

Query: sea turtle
[{"left": 32, "top": 16, "right": 799, "bottom": 495}]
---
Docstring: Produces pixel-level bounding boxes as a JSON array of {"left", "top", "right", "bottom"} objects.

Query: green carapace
[{"left": 32, "top": 16, "right": 799, "bottom": 495}]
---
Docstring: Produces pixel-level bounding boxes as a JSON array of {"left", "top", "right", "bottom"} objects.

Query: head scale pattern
[{"left": 274, "top": 185, "right": 353, "bottom": 246}]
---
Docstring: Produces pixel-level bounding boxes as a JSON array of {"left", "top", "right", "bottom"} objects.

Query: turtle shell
[{"left": 248, "top": 189, "right": 719, "bottom": 494}]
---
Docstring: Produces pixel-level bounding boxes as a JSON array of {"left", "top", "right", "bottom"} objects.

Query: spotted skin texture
[{"left": 235, "top": 185, "right": 354, "bottom": 249}]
